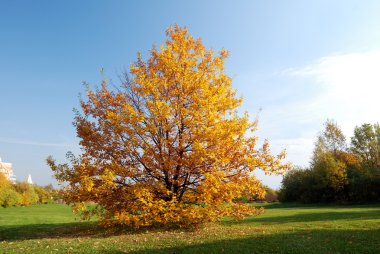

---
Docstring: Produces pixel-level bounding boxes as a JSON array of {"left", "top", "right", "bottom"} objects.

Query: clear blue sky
[{"left": 1, "top": 0, "right": 379, "bottom": 188}]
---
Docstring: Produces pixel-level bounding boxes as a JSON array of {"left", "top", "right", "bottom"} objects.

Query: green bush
[
  {"left": 14, "top": 182, "right": 39, "bottom": 206},
  {"left": 34, "top": 186, "right": 54, "bottom": 204},
  {"left": 21, "top": 189, "right": 39, "bottom": 206},
  {"left": 0, "top": 188, "right": 22, "bottom": 207},
  {"left": 0, "top": 173, "right": 59, "bottom": 207}
]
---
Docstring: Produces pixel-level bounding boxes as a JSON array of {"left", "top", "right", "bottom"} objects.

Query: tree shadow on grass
[
  {"left": 221, "top": 207, "right": 380, "bottom": 226},
  {"left": 257, "top": 202, "right": 380, "bottom": 210},
  {"left": 0, "top": 221, "right": 194, "bottom": 241},
  {"left": 2, "top": 204, "right": 380, "bottom": 243},
  {"left": 126, "top": 228, "right": 380, "bottom": 254},
  {"left": 0, "top": 221, "right": 102, "bottom": 241}
]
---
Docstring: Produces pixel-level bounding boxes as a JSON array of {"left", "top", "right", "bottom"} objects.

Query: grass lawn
[{"left": 0, "top": 203, "right": 379, "bottom": 253}]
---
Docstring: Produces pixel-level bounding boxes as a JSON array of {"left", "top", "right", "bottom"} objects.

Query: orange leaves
[
  {"left": 80, "top": 176, "right": 94, "bottom": 192},
  {"left": 48, "top": 25, "right": 289, "bottom": 228}
]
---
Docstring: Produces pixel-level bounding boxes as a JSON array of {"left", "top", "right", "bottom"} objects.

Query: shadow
[
  {"left": 253, "top": 202, "right": 380, "bottom": 210},
  {"left": 2, "top": 203, "right": 380, "bottom": 243},
  {"left": 127, "top": 228, "right": 380, "bottom": 254},
  {"left": 222, "top": 208, "right": 380, "bottom": 226},
  {"left": 0, "top": 221, "right": 102, "bottom": 241},
  {"left": 0, "top": 220, "right": 196, "bottom": 241},
  {"left": 252, "top": 202, "right": 318, "bottom": 209}
]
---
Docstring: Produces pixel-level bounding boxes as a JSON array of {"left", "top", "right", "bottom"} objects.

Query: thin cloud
[
  {"left": 270, "top": 138, "right": 315, "bottom": 167},
  {"left": 255, "top": 50, "right": 380, "bottom": 172},
  {"left": 0, "top": 137, "right": 74, "bottom": 147},
  {"left": 261, "top": 49, "right": 380, "bottom": 167},
  {"left": 284, "top": 49, "right": 380, "bottom": 134}
]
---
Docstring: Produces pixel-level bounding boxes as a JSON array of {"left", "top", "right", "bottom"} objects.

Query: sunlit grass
[{"left": 1, "top": 203, "right": 379, "bottom": 253}]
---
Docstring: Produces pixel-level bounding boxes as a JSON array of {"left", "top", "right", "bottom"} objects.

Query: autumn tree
[
  {"left": 312, "top": 119, "right": 346, "bottom": 161},
  {"left": 349, "top": 123, "right": 380, "bottom": 200},
  {"left": 311, "top": 120, "right": 348, "bottom": 199},
  {"left": 351, "top": 123, "right": 380, "bottom": 169},
  {"left": 0, "top": 173, "right": 21, "bottom": 207},
  {"left": 48, "top": 25, "right": 288, "bottom": 228},
  {"left": 279, "top": 120, "right": 380, "bottom": 203},
  {"left": 280, "top": 120, "right": 349, "bottom": 202}
]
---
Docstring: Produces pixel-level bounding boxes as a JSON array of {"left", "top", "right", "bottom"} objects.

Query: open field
[{"left": 1, "top": 203, "right": 380, "bottom": 253}]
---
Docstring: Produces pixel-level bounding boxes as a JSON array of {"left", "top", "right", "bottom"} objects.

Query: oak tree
[{"left": 48, "top": 25, "right": 288, "bottom": 227}]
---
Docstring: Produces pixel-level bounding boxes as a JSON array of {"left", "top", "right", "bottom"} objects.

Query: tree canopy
[
  {"left": 351, "top": 123, "right": 380, "bottom": 169},
  {"left": 48, "top": 25, "right": 288, "bottom": 228},
  {"left": 279, "top": 120, "right": 380, "bottom": 203}
]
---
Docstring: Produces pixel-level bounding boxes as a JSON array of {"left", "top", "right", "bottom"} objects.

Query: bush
[
  {"left": 278, "top": 167, "right": 311, "bottom": 202},
  {"left": 264, "top": 187, "right": 279, "bottom": 202},
  {"left": 21, "top": 189, "right": 39, "bottom": 206},
  {"left": 0, "top": 188, "right": 22, "bottom": 207},
  {"left": 34, "top": 185, "right": 56, "bottom": 204},
  {"left": 14, "top": 182, "right": 39, "bottom": 206},
  {"left": 1, "top": 173, "right": 60, "bottom": 207},
  {"left": 347, "top": 168, "right": 380, "bottom": 202}
]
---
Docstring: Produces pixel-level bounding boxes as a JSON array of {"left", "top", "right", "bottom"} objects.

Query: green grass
[{"left": 1, "top": 203, "right": 380, "bottom": 253}]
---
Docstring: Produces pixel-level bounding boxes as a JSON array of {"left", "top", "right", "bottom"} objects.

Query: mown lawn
[{"left": 0, "top": 203, "right": 379, "bottom": 253}]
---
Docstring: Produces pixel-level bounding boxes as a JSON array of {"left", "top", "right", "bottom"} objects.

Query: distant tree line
[
  {"left": 279, "top": 120, "right": 380, "bottom": 203},
  {"left": 0, "top": 174, "right": 59, "bottom": 207},
  {"left": 237, "top": 185, "right": 279, "bottom": 203}
]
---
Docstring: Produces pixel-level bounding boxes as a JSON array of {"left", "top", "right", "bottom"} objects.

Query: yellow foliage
[
  {"left": 0, "top": 173, "right": 11, "bottom": 188},
  {"left": 48, "top": 25, "right": 289, "bottom": 228}
]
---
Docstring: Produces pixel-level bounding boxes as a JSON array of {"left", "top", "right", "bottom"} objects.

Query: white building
[
  {"left": 0, "top": 157, "right": 16, "bottom": 182},
  {"left": 26, "top": 174, "right": 33, "bottom": 185}
]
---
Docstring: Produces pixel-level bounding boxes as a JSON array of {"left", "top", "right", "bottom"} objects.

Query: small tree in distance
[
  {"left": 48, "top": 25, "right": 289, "bottom": 228},
  {"left": 279, "top": 120, "right": 380, "bottom": 203}
]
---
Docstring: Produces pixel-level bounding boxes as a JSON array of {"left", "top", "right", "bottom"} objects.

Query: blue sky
[{"left": 1, "top": 0, "right": 379, "bottom": 188}]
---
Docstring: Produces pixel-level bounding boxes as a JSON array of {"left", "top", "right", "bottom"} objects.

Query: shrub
[
  {"left": 14, "top": 182, "right": 39, "bottom": 206},
  {"left": 0, "top": 188, "right": 22, "bottom": 207}
]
